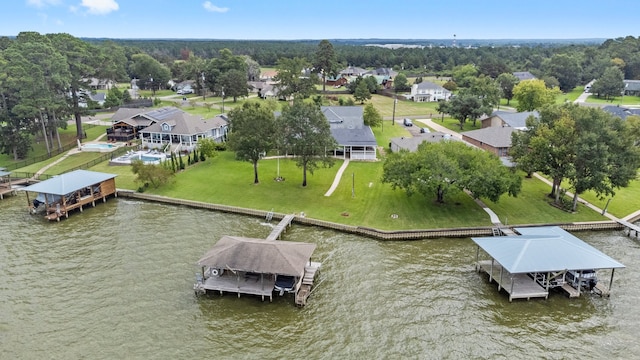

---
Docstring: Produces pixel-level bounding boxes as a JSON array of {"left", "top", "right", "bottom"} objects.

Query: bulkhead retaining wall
[{"left": 116, "top": 190, "right": 625, "bottom": 240}]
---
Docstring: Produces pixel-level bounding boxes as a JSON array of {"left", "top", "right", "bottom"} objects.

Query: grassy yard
[
  {"left": 484, "top": 175, "right": 606, "bottom": 225},
  {"left": 6, "top": 83, "right": 640, "bottom": 230},
  {"left": 585, "top": 94, "right": 640, "bottom": 106},
  {"left": 0, "top": 124, "right": 108, "bottom": 168},
  {"left": 80, "top": 149, "right": 618, "bottom": 229},
  {"left": 135, "top": 151, "right": 490, "bottom": 229}
]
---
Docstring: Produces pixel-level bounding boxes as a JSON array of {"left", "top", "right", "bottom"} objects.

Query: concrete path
[
  {"left": 415, "top": 118, "right": 463, "bottom": 139},
  {"left": 463, "top": 190, "right": 502, "bottom": 225},
  {"left": 324, "top": 159, "right": 349, "bottom": 196},
  {"left": 32, "top": 148, "right": 80, "bottom": 180}
]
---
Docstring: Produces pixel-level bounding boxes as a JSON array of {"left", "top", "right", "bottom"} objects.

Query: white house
[
  {"left": 321, "top": 106, "right": 377, "bottom": 160},
  {"left": 138, "top": 108, "right": 228, "bottom": 152},
  {"left": 410, "top": 82, "right": 451, "bottom": 102}
]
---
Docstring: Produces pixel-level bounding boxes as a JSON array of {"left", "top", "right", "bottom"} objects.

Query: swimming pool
[
  {"left": 109, "top": 151, "right": 167, "bottom": 165},
  {"left": 81, "top": 143, "right": 119, "bottom": 152}
]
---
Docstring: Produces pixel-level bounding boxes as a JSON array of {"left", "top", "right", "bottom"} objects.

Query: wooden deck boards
[
  {"left": 478, "top": 261, "right": 549, "bottom": 301},
  {"left": 201, "top": 272, "right": 275, "bottom": 300},
  {"left": 266, "top": 214, "right": 295, "bottom": 241},
  {"left": 296, "top": 261, "right": 321, "bottom": 306}
]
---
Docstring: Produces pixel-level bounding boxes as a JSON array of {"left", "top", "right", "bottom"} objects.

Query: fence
[
  {"left": 2, "top": 122, "right": 108, "bottom": 171},
  {"left": 3, "top": 143, "right": 79, "bottom": 171},
  {"left": 9, "top": 144, "right": 136, "bottom": 181}
]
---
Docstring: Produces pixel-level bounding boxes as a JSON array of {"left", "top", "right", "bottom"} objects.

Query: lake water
[{"left": 1, "top": 195, "right": 639, "bottom": 359}]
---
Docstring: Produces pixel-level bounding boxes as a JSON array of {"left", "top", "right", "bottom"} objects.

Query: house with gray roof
[
  {"left": 135, "top": 108, "right": 228, "bottom": 152},
  {"left": 389, "top": 132, "right": 453, "bottom": 152},
  {"left": 462, "top": 126, "right": 519, "bottom": 158},
  {"left": 338, "top": 66, "right": 368, "bottom": 77},
  {"left": 602, "top": 105, "right": 640, "bottom": 120},
  {"left": 513, "top": 71, "right": 536, "bottom": 81},
  {"left": 321, "top": 106, "right": 377, "bottom": 160},
  {"left": 481, "top": 110, "right": 538, "bottom": 130},
  {"left": 623, "top": 80, "right": 640, "bottom": 96},
  {"left": 108, "top": 106, "right": 180, "bottom": 142},
  {"left": 410, "top": 81, "right": 451, "bottom": 102}
]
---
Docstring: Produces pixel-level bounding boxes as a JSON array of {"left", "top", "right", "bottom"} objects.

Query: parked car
[
  {"left": 420, "top": 127, "right": 430, "bottom": 133},
  {"left": 177, "top": 87, "right": 193, "bottom": 95},
  {"left": 403, "top": 118, "right": 413, "bottom": 127}
]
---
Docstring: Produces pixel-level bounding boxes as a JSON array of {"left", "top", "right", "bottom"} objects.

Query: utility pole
[
  {"left": 201, "top": 72, "right": 206, "bottom": 101},
  {"left": 392, "top": 96, "right": 397, "bottom": 125},
  {"left": 221, "top": 86, "right": 225, "bottom": 114}
]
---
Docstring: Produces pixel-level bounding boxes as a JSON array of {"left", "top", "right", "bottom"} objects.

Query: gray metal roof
[
  {"left": 197, "top": 235, "right": 316, "bottom": 276},
  {"left": 21, "top": 170, "right": 117, "bottom": 196},
  {"left": 472, "top": 226, "right": 624, "bottom": 273}
]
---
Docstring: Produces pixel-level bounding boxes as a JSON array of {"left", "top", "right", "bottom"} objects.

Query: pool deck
[
  {"left": 80, "top": 142, "right": 123, "bottom": 153},
  {"left": 109, "top": 150, "right": 167, "bottom": 165}
]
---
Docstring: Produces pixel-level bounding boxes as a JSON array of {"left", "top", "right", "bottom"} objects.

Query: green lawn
[
  {"left": 6, "top": 85, "right": 639, "bottom": 230},
  {"left": 556, "top": 174, "right": 640, "bottom": 219},
  {"left": 0, "top": 124, "right": 108, "bottom": 169},
  {"left": 84, "top": 149, "right": 615, "bottom": 229},
  {"left": 585, "top": 94, "right": 640, "bottom": 106},
  {"left": 484, "top": 175, "right": 606, "bottom": 225},
  {"left": 135, "top": 151, "right": 490, "bottom": 229}
]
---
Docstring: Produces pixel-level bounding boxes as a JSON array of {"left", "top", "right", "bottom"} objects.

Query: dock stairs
[{"left": 295, "top": 262, "right": 321, "bottom": 306}]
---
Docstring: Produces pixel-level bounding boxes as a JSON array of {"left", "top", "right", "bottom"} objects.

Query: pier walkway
[{"left": 266, "top": 214, "right": 295, "bottom": 241}]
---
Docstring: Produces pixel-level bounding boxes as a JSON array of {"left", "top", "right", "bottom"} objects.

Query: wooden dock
[
  {"left": 197, "top": 271, "right": 276, "bottom": 301},
  {"left": 295, "top": 261, "right": 321, "bottom": 306},
  {"left": 617, "top": 219, "right": 640, "bottom": 239},
  {"left": 266, "top": 214, "right": 295, "bottom": 241},
  {"left": 477, "top": 260, "right": 549, "bottom": 302},
  {"left": 593, "top": 282, "right": 610, "bottom": 297},
  {"left": 0, "top": 178, "right": 28, "bottom": 199},
  {"left": 560, "top": 283, "right": 580, "bottom": 298}
]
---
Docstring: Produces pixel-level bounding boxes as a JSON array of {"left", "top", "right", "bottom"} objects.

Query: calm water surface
[{"left": 1, "top": 195, "right": 639, "bottom": 359}]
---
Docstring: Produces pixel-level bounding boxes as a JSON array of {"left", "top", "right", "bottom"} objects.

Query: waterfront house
[
  {"left": 321, "top": 106, "right": 377, "bottom": 160},
  {"left": 139, "top": 111, "right": 228, "bottom": 152}
]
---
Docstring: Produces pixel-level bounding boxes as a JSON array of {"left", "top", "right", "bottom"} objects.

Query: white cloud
[
  {"left": 203, "top": 1, "right": 228, "bottom": 13},
  {"left": 80, "top": 0, "right": 119, "bottom": 15},
  {"left": 27, "top": 0, "right": 62, "bottom": 8}
]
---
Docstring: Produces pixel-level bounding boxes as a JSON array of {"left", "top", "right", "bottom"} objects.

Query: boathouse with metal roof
[
  {"left": 472, "top": 226, "right": 625, "bottom": 301},
  {"left": 21, "top": 170, "right": 117, "bottom": 221}
]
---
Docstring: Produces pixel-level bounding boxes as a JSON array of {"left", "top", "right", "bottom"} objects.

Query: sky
[{"left": 1, "top": 0, "right": 639, "bottom": 40}]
